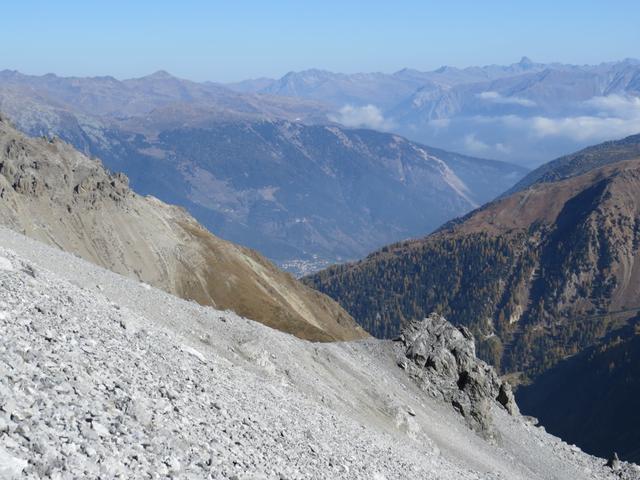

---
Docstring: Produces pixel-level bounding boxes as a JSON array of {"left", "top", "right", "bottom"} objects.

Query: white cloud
[
  {"left": 462, "top": 133, "right": 512, "bottom": 156},
  {"left": 528, "top": 115, "right": 640, "bottom": 141},
  {"left": 427, "top": 118, "right": 451, "bottom": 128},
  {"left": 328, "top": 104, "right": 394, "bottom": 130},
  {"left": 477, "top": 91, "right": 536, "bottom": 107},
  {"left": 471, "top": 95, "right": 640, "bottom": 142},
  {"left": 584, "top": 94, "right": 640, "bottom": 118},
  {"left": 463, "top": 133, "right": 490, "bottom": 153},
  {"left": 495, "top": 142, "right": 511, "bottom": 154}
]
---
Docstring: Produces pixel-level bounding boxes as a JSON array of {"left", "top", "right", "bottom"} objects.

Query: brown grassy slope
[{"left": 0, "top": 115, "right": 367, "bottom": 342}]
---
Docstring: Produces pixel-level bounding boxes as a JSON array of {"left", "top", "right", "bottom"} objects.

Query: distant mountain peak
[
  {"left": 146, "top": 70, "right": 175, "bottom": 80},
  {"left": 435, "top": 65, "right": 455, "bottom": 74}
]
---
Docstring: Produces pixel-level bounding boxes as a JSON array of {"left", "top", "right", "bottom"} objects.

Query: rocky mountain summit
[
  {"left": 0, "top": 227, "right": 637, "bottom": 479},
  {"left": 0, "top": 113, "right": 366, "bottom": 342}
]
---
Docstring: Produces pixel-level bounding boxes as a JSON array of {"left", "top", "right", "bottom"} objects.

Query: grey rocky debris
[
  {"left": 396, "top": 313, "right": 519, "bottom": 437},
  {"left": 0, "top": 227, "right": 636, "bottom": 479}
]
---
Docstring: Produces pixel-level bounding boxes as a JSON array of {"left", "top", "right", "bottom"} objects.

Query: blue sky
[{"left": 2, "top": 0, "right": 639, "bottom": 81}]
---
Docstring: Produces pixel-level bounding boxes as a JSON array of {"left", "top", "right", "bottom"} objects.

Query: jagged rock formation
[
  {"left": 396, "top": 314, "right": 518, "bottom": 438},
  {"left": 305, "top": 140, "right": 640, "bottom": 376},
  {"left": 1, "top": 227, "right": 637, "bottom": 479},
  {"left": 0, "top": 114, "right": 367, "bottom": 342}
]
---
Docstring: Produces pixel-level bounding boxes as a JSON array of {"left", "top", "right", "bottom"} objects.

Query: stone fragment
[{"left": 0, "top": 447, "right": 28, "bottom": 479}]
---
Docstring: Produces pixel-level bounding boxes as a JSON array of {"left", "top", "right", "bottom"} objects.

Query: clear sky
[{"left": 2, "top": 0, "right": 638, "bottom": 82}]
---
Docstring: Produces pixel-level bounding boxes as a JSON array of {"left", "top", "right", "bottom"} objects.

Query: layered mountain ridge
[
  {"left": 229, "top": 58, "right": 640, "bottom": 164},
  {"left": 101, "top": 118, "right": 525, "bottom": 274}
]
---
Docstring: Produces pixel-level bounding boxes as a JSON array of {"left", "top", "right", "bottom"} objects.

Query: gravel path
[{"left": 1, "top": 226, "right": 638, "bottom": 479}]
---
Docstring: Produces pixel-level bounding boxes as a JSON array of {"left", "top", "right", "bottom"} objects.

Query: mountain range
[
  {"left": 229, "top": 57, "right": 640, "bottom": 165},
  {"left": 0, "top": 69, "right": 526, "bottom": 274},
  {"left": 1, "top": 58, "right": 640, "bottom": 475}
]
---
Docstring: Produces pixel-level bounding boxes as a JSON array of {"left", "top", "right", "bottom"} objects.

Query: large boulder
[{"left": 396, "top": 313, "right": 519, "bottom": 438}]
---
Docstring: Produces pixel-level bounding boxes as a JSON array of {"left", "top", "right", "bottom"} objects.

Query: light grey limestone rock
[
  {"left": 0, "top": 230, "right": 633, "bottom": 480},
  {"left": 396, "top": 313, "right": 520, "bottom": 437}
]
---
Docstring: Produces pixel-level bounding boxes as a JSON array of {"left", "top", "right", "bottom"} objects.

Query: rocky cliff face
[
  {"left": 0, "top": 114, "right": 367, "bottom": 342},
  {"left": 305, "top": 148, "right": 640, "bottom": 376}
]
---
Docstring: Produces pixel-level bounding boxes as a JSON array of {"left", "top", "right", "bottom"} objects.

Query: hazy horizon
[
  {"left": 2, "top": 55, "right": 640, "bottom": 84},
  {"left": 2, "top": 0, "right": 639, "bottom": 82}
]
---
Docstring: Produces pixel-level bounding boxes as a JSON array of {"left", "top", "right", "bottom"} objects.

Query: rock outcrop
[{"left": 396, "top": 313, "right": 518, "bottom": 437}]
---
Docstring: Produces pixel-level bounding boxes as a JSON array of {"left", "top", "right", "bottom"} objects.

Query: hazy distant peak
[
  {"left": 518, "top": 56, "right": 534, "bottom": 66},
  {"left": 621, "top": 57, "right": 640, "bottom": 66},
  {"left": 144, "top": 70, "right": 176, "bottom": 80},
  {"left": 434, "top": 65, "right": 456, "bottom": 74}
]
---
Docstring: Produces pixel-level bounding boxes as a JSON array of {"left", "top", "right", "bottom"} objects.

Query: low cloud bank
[
  {"left": 471, "top": 94, "right": 640, "bottom": 145},
  {"left": 477, "top": 91, "right": 536, "bottom": 107},
  {"left": 329, "top": 104, "right": 394, "bottom": 130}
]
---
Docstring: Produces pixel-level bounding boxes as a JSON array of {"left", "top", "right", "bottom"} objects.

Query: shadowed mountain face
[
  {"left": 0, "top": 114, "right": 367, "bottom": 342},
  {"left": 517, "top": 316, "right": 640, "bottom": 463},
  {"left": 0, "top": 70, "right": 527, "bottom": 274},
  {"left": 305, "top": 139, "right": 640, "bottom": 377},
  {"left": 228, "top": 58, "right": 640, "bottom": 165}
]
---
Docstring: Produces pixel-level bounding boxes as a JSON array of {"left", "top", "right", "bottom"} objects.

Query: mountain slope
[
  {"left": 0, "top": 69, "right": 328, "bottom": 120},
  {"left": 0, "top": 228, "right": 634, "bottom": 479},
  {"left": 517, "top": 315, "right": 640, "bottom": 463},
  {"left": 101, "top": 119, "right": 525, "bottom": 274},
  {"left": 0, "top": 114, "right": 366, "bottom": 342},
  {"left": 305, "top": 143, "right": 640, "bottom": 375}
]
